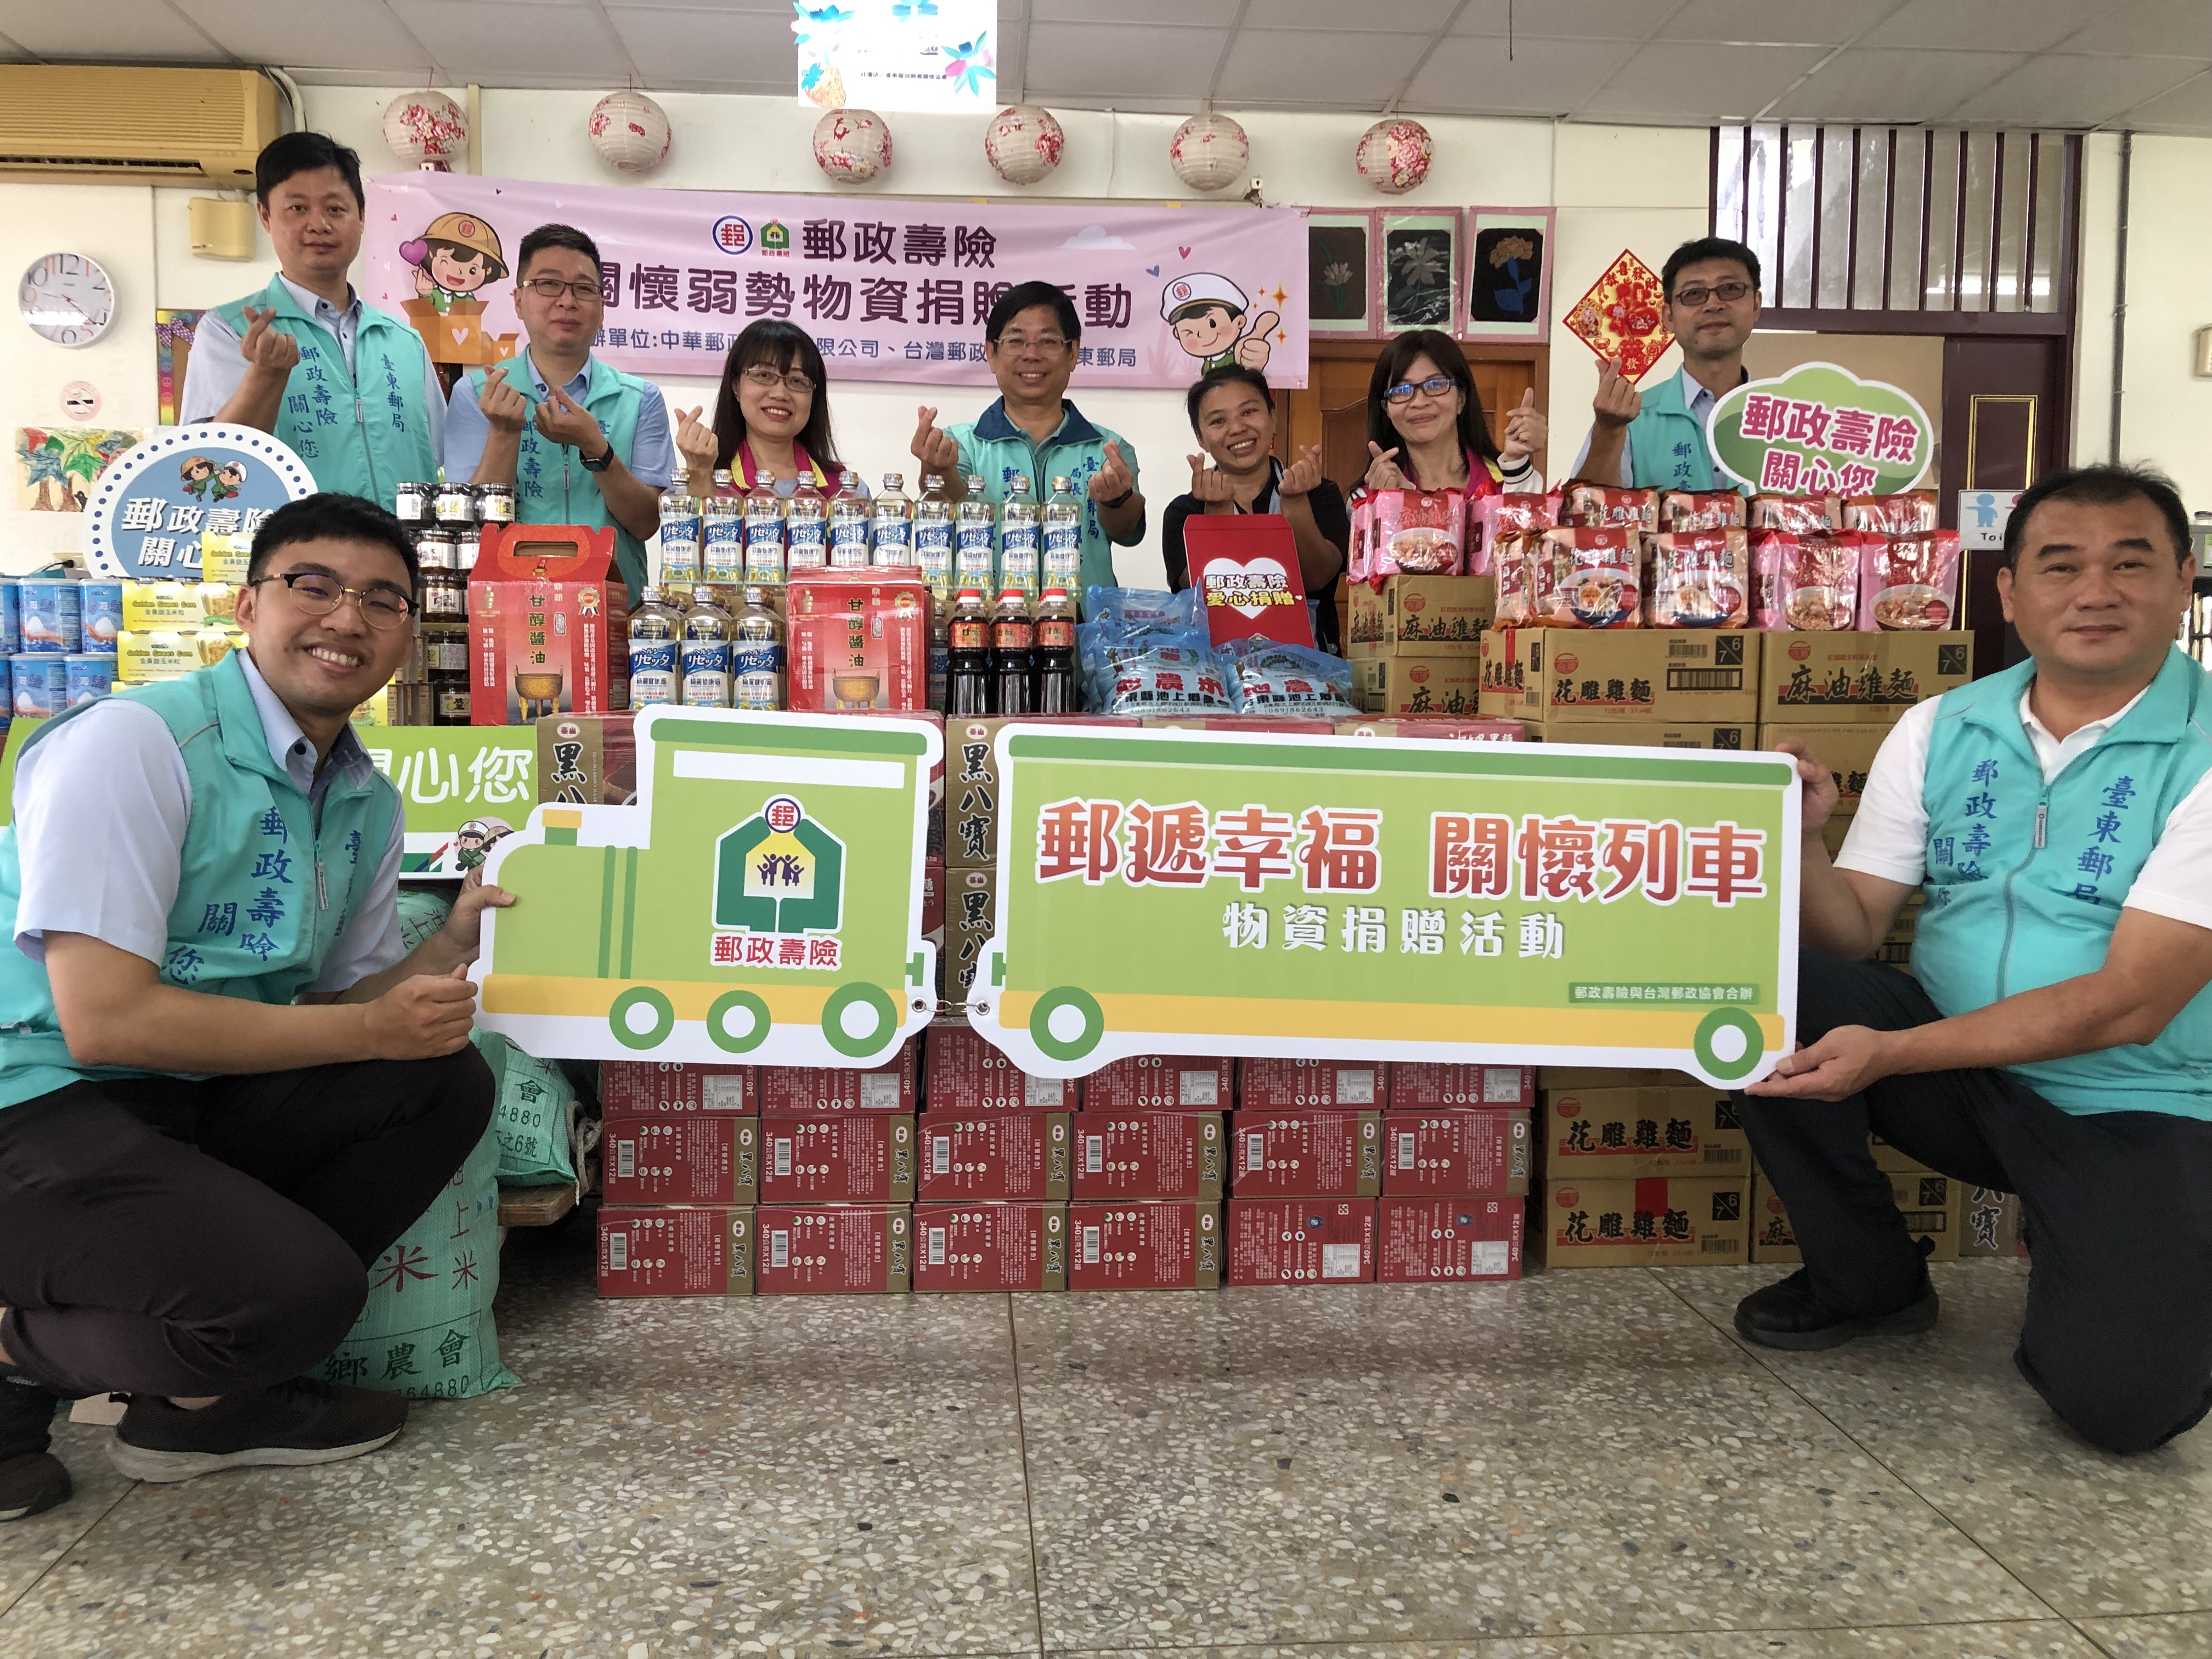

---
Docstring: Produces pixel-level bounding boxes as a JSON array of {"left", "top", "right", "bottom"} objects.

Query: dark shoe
[
  {"left": 109, "top": 1377, "right": 407, "bottom": 1484},
  {"left": 0, "top": 1370, "right": 70, "bottom": 1521},
  {"left": 1734, "top": 1266, "right": 1939, "bottom": 1351}
]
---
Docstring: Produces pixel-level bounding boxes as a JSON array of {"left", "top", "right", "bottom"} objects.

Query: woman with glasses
[
  {"left": 675, "top": 319, "right": 867, "bottom": 503},
  {"left": 1358, "top": 330, "right": 1547, "bottom": 506}
]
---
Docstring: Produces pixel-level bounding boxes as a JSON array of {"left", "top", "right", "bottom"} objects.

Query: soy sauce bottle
[
  {"left": 946, "top": 587, "right": 992, "bottom": 716},
  {"left": 1034, "top": 586, "right": 1078, "bottom": 714},
  {"left": 991, "top": 587, "right": 1034, "bottom": 716}
]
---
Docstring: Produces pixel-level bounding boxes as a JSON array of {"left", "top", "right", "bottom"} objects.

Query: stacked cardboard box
[
  {"left": 1376, "top": 1062, "right": 1530, "bottom": 1284},
  {"left": 1749, "top": 1137, "right": 1964, "bottom": 1265},
  {"left": 915, "top": 1022, "right": 1071, "bottom": 1291},
  {"left": 1064, "top": 1048, "right": 1226, "bottom": 1290},
  {"left": 1348, "top": 575, "right": 1494, "bottom": 715},
  {"left": 755, "top": 1043, "right": 918, "bottom": 1295},
  {"left": 1533, "top": 1067, "right": 1752, "bottom": 1267},
  {"left": 1226, "top": 1059, "right": 1386, "bottom": 1286}
]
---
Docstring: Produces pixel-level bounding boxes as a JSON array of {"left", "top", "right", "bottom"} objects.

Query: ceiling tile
[
  {"left": 1032, "top": 0, "right": 1239, "bottom": 22},
  {"left": 2053, "top": 0, "right": 2212, "bottom": 57},
  {"left": 1765, "top": 47, "right": 2025, "bottom": 121},
  {"left": 172, "top": 0, "right": 436, "bottom": 74},
  {"left": 1024, "top": 20, "right": 1221, "bottom": 100},
  {"left": 1861, "top": 0, "right": 2091, "bottom": 53},
  {"left": 1656, "top": 0, "right": 1899, "bottom": 45},
  {"left": 1945, "top": 52, "right": 2210, "bottom": 126},
  {"left": 1401, "top": 33, "right": 1637, "bottom": 114},
  {"left": 605, "top": 5, "right": 793, "bottom": 79},
  {"left": 1239, "top": 0, "right": 1458, "bottom": 31},
  {"left": 1577, "top": 41, "right": 1830, "bottom": 118},
  {"left": 1215, "top": 27, "right": 1430, "bottom": 105},
  {"left": 1453, "top": 0, "right": 1677, "bottom": 39},
  {"left": 0, "top": 0, "right": 228, "bottom": 58},
  {"left": 2118, "top": 69, "right": 2212, "bottom": 133},
  {"left": 386, "top": 0, "right": 631, "bottom": 77}
]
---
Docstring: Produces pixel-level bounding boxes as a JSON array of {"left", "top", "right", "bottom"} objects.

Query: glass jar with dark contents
[
  {"left": 426, "top": 625, "right": 471, "bottom": 724},
  {"left": 433, "top": 483, "right": 477, "bottom": 526},
  {"left": 394, "top": 481, "right": 433, "bottom": 524},
  {"left": 473, "top": 482, "right": 515, "bottom": 526},
  {"left": 417, "top": 533, "right": 466, "bottom": 624}
]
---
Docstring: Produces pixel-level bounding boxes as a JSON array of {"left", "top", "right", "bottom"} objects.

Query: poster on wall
[
  {"left": 1706, "top": 362, "right": 1934, "bottom": 496},
  {"left": 156, "top": 309, "right": 204, "bottom": 426},
  {"left": 794, "top": 0, "right": 997, "bottom": 111},
  {"left": 1381, "top": 212, "right": 1458, "bottom": 333},
  {"left": 14, "top": 427, "right": 139, "bottom": 513},
  {"left": 83, "top": 426, "right": 312, "bottom": 580},
  {"left": 365, "top": 174, "right": 1311, "bottom": 388},
  {"left": 1462, "top": 208, "right": 1553, "bottom": 342},
  {"left": 1306, "top": 212, "right": 1374, "bottom": 335}
]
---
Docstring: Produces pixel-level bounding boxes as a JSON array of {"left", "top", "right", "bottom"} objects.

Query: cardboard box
[
  {"left": 1333, "top": 717, "right": 1525, "bottom": 741},
  {"left": 1538, "top": 1176, "right": 1750, "bottom": 1267},
  {"left": 758, "top": 1041, "right": 917, "bottom": 1115},
  {"left": 1527, "top": 720, "right": 1751, "bottom": 751},
  {"left": 924, "top": 1020, "right": 1075, "bottom": 1111},
  {"left": 943, "top": 865, "right": 996, "bottom": 1005},
  {"left": 598, "top": 1205, "right": 753, "bottom": 1297},
  {"left": 1541, "top": 1086, "right": 1751, "bottom": 1176},
  {"left": 945, "top": 714, "right": 1143, "bottom": 866},
  {"left": 1959, "top": 1185, "right": 2025, "bottom": 1257},
  {"left": 1353, "top": 653, "right": 1484, "bottom": 716},
  {"left": 1068, "top": 1200, "right": 1222, "bottom": 1290},
  {"left": 760, "top": 1114, "right": 916, "bottom": 1203},
  {"left": 917, "top": 1111, "right": 1071, "bottom": 1201},
  {"left": 601, "top": 1060, "right": 755, "bottom": 1118},
  {"left": 785, "top": 569, "right": 929, "bottom": 712},
  {"left": 603, "top": 1116, "right": 760, "bottom": 1205},
  {"left": 470, "top": 524, "right": 629, "bottom": 724},
  {"left": 1080, "top": 1056, "right": 1232, "bottom": 1111},
  {"left": 1376, "top": 1194, "right": 1525, "bottom": 1283},
  {"left": 1381, "top": 1109, "right": 1532, "bottom": 1196},
  {"left": 1347, "top": 574, "right": 1496, "bottom": 655},
  {"left": 1749, "top": 1169, "right": 1960, "bottom": 1263},
  {"left": 913, "top": 1201, "right": 1068, "bottom": 1292},
  {"left": 1071, "top": 1111, "right": 1225, "bottom": 1200},
  {"left": 754, "top": 1203, "right": 912, "bottom": 1294},
  {"left": 537, "top": 711, "right": 637, "bottom": 807},
  {"left": 1537, "top": 1066, "right": 1700, "bottom": 1090},
  {"left": 1757, "top": 631, "right": 1972, "bottom": 725},
  {"left": 1479, "top": 628, "right": 1757, "bottom": 724},
  {"left": 1237, "top": 1057, "right": 1388, "bottom": 1109},
  {"left": 1757, "top": 723, "right": 1888, "bottom": 812},
  {"left": 1229, "top": 1109, "right": 1383, "bottom": 1198},
  {"left": 1227, "top": 1197, "right": 1376, "bottom": 1285},
  {"left": 1388, "top": 1063, "right": 1533, "bottom": 1108}
]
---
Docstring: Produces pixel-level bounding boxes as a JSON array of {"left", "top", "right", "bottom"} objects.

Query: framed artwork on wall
[
  {"left": 1463, "top": 208, "right": 1555, "bottom": 342},
  {"left": 1306, "top": 212, "right": 1374, "bottom": 335},
  {"left": 156, "top": 309, "right": 204, "bottom": 427},
  {"left": 1381, "top": 212, "right": 1459, "bottom": 334}
]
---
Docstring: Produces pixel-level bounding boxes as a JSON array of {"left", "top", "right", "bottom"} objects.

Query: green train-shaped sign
[{"left": 472, "top": 707, "right": 940, "bottom": 1066}]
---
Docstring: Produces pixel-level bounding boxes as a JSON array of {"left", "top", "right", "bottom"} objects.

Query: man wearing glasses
[
  {"left": 444, "top": 223, "right": 676, "bottom": 595},
  {"left": 1571, "top": 236, "right": 1763, "bottom": 492},
  {"left": 910, "top": 281, "right": 1145, "bottom": 595},
  {"left": 0, "top": 495, "right": 505, "bottom": 1520}
]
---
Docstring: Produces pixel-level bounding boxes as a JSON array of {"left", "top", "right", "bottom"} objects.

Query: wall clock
[{"left": 20, "top": 252, "right": 116, "bottom": 347}]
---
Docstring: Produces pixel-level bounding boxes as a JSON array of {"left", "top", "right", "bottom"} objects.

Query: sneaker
[
  {"left": 108, "top": 1377, "right": 407, "bottom": 1484},
  {"left": 0, "top": 1370, "right": 70, "bottom": 1522},
  {"left": 1734, "top": 1266, "right": 1940, "bottom": 1352}
]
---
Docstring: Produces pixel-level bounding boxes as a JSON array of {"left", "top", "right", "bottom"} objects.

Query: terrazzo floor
[{"left": 2, "top": 1227, "right": 2206, "bottom": 1659}]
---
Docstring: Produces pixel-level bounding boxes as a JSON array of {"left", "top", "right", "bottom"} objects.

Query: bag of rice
[{"left": 473, "top": 1029, "right": 580, "bottom": 1187}]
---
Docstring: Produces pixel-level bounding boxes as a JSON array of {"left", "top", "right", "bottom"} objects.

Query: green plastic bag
[
  {"left": 472, "top": 1029, "right": 580, "bottom": 1187},
  {"left": 319, "top": 1119, "right": 517, "bottom": 1400}
]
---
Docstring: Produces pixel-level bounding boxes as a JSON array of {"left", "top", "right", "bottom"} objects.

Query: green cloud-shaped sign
[{"left": 1706, "top": 361, "right": 1933, "bottom": 496}]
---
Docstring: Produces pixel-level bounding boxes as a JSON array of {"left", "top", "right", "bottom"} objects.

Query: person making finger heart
[
  {"left": 442, "top": 223, "right": 676, "bottom": 597},
  {"left": 908, "top": 281, "right": 1144, "bottom": 597},
  {"left": 1351, "top": 330, "right": 1547, "bottom": 510},
  {"left": 672, "top": 319, "right": 868, "bottom": 507}
]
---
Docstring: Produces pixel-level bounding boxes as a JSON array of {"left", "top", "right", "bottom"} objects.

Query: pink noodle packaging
[
  {"left": 1749, "top": 493, "right": 1839, "bottom": 533},
  {"left": 1843, "top": 490, "right": 1940, "bottom": 533},
  {"left": 1660, "top": 490, "right": 1746, "bottom": 531},
  {"left": 1858, "top": 530, "right": 1961, "bottom": 630},
  {"left": 1535, "top": 527, "right": 1640, "bottom": 629},
  {"left": 1353, "top": 488, "right": 1468, "bottom": 584},
  {"left": 1752, "top": 529, "right": 1867, "bottom": 631},
  {"left": 1560, "top": 483, "right": 1659, "bottom": 531},
  {"left": 1647, "top": 529, "right": 1750, "bottom": 628}
]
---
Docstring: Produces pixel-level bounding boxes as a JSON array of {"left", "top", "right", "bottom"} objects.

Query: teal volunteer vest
[
  {"left": 1626, "top": 371, "right": 1741, "bottom": 494},
  {"left": 0, "top": 653, "right": 400, "bottom": 1111},
  {"left": 470, "top": 356, "right": 651, "bottom": 595},
  {"left": 1912, "top": 647, "right": 2212, "bottom": 1120},
  {"left": 214, "top": 275, "right": 437, "bottom": 511}
]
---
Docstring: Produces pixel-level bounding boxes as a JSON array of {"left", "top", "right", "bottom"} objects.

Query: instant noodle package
[
  {"left": 1647, "top": 530, "right": 1750, "bottom": 628},
  {"left": 1533, "top": 528, "right": 1641, "bottom": 629},
  {"left": 1858, "top": 530, "right": 1961, "bottom": 630},
  {"left": 1843, "top": 490, "right": 1939, "bottom": 533},
  {"left": 1350, "top": 489, "right": 1474, "bottom": 583},
  {"left": 1752, "top": 529, "right": 1866, "bottom": 631},
  {"left": 1660, "top": 491, "right": 1745, "bottom": 531},
  {"left": 1748, "top": 494, "right": 1839, "bottom": 532}
]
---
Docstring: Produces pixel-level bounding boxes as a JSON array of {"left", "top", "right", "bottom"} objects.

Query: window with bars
[{"left": 1712, "top": 126, "right": 2076, "bottom": 317}]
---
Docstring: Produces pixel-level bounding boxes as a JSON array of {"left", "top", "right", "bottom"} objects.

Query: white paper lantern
[
  {"left": 382, "top": 91, "right": 467, "bottom": 167},
  {"left": 984, "top": 104, "right": 1064, "bottom": 187},
  {"left": 1355, "top": 117, "right": 1433, "bottom": 194},
  {"left": 813, "top": 107, "right": 893, "bottom": 184},
  {"left": 1169, "top": 112, "right": 1249, "bottom": 194},
  {"left": 588, "top": 91, "right": 673, "bottom": 173}
]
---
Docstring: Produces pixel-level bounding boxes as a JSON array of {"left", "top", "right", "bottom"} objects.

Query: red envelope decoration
[
  {"left": 1564, "top": 249, "right": 1674, "bottom": 381},
  {"left": 1184, "top": 514, "right": 1314, "bottom": 649}
]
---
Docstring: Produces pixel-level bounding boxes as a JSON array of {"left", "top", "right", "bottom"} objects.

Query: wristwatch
[{"left": 580, "top": 433, "right": 614, "bottom": 472}]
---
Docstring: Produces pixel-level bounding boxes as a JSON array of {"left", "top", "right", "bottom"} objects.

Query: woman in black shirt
[{"left": 1160, "top": 365, "right": 1348, "bottom": 654}]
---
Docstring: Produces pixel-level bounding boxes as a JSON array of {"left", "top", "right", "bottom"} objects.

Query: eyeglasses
[
  {"left": 995, "top": 334, "right": 1070, "bottom": 356},
  {"left": 521, "top": 277, "right": 603, "bottom": 303},
  {"left": 1384, "top": 374, "right": 1458, "bottom": 405},
  {"left": 740, "top": 366, "right": 817, "bottom": 396},
  {"left": 1671, "top": 280, "right": 1753, "bottom": 307},
  {"left": 253, "top": 571, "right": 414, "bottom": 629}
]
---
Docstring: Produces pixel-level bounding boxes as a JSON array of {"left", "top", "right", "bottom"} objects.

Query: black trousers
[
  {"left": 0, "top": 1049, "right": 493, "bottom": 1401},
  {"left": 1739, "top": 949, "right": 2212, "bottom": 1455}
]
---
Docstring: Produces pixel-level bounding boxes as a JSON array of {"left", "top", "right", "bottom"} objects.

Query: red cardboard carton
[
  {"left": 1079, "top": 1055, "right": 1232, "bottom": 1111},
  {"left": 1068, "top": 1200, "right": 1222, "bottom": 1290},
  {"left": 1376, "top": 1195, "right": 1524, "bottom": 1282},
  {"left": 924, "top": 1020, "right": 1076, "bottom": 1111},
  {"left": 598, "top": 1205, "right": 753, "bottom": 1297},
  {"left": 754, "top": 1203, "right": 912, "bottom": 1294},
  {"left": 1226, "top": 1197, "right": 1376, "bottom": 1286},
  {"left": 759, "top": 1041, "right": 918, "bottom": 1115},
  {"left": 603, "top": 1116, "right": 760, "bottom": 1205},
  {"left": 601, "top": 1061, "right": 756, "bottom": 1118},
  {"left": 470, "top": 523, "right": 630, "bottom": 723},
  {"left": 1381, "top": 1109, "right": 1533, "bottom": 1196},
  {"left": 1387, "top": 1063, "right": 1533, "bottom": 1108},
  {"left": 1237, "top": 1057, "right": 1388, "bottom": 1109},
  {"left": 918, "top": 1111, "right": 1071, "bottom": 1201},
  {"left": 1333, "top": 718, "right": 1524, "bottom": 742},
  {"left": 760, "top": 1114, "right": 917, "bottom": 1203},
  {"left": 913, "top": 1201, "right": 1068, "bottom": 1292},
  {"left": 1072, "top": 1111, "right": 1225, "bottom": 1200},
  {"left": 786, "top": 569, "right": 929, "bottom": 712},
  {"left": 945, "top": 715, "right": 1144, "bottom": 868},
  {"left": 1229, "top": 1109, "right": 1383, "bottom": 1198}
]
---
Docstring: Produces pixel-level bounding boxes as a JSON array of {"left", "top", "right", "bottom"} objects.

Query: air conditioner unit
[{"left": 0, "top": 66, "right": 279, "bottom": 186}]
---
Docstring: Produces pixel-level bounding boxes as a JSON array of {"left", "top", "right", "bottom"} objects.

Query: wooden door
[{"left": 1941, "top": 335, "right": 2066, "bottom": 678}]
